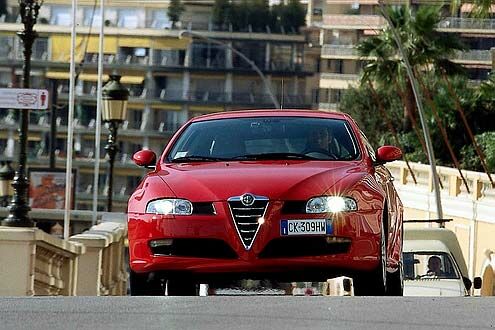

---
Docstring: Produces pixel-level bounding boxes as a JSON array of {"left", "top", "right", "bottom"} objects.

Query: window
[
  {"left": 404, "top": 252, "right": 460, "bottom": 280},
  {"left": 150, "top": 11, "right": 171, "bottom": 29},
  {"left": 83, "top": 8, "right": 102, "bottom": 27},
  {"left": 168, "top": 117, "right": 360, "bottom": 161},
  {"left": 50, "top": 6, "right": 71, "bottom": 26},
  {"left": 118, "top": 9, "right": 138, "bottom": 28}
]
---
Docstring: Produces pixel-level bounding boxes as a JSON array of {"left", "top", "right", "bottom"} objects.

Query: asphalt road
[{"left": 1, "top": 296, "right": 494, "bottom": 330}]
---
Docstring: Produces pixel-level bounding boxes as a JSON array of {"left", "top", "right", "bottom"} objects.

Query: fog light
[{"left": 150, "top": 239, "right": 174, "bottom": 248}]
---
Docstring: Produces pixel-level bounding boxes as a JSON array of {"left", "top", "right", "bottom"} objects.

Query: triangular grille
[{"left": 228, "top": 198, "right": 268, "bottom": 250}]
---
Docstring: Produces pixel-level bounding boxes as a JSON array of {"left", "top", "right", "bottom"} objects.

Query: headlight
[
  {"left": 306, "top": 196, "right": 357, "bottom": 213},
  {"left": 146, "top": 198, "right": 193, "bottom": 215}
]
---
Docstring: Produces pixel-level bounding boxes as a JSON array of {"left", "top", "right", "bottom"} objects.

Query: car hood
[{"left": 157, "top": 161, "right": 366, "bottom": 201}]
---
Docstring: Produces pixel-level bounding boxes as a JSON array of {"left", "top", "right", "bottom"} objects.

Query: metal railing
[
  {"left": 452, "top": 49, "right": 492, "bottom": 62},
  {"left": 321, "top": 44, "right": 359, "bottom": 57},
  {"left": 439, "top": 17, "right": 495, "bottom": 30},
  {"left": 320, "top": 72, "right": 360, "bottom": 81},
  {"left": 322, "top": 14, "right": 386, "bottom": 28}
]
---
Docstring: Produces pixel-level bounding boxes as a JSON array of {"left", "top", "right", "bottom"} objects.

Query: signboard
[
  {"left": 28, "top": 168, "right": 76, "bottom": 210},
  {"left": 0, "top": 88, "right": 49, "bottom": 110}
]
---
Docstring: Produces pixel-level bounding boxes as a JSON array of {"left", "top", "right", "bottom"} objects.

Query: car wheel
[
  {"left": 354, "top": 218, "right": 387, "bottom": 296},
  {"left": 386, "top": 261, "right": 404, "bottom": 296},
  {"left": 166, "top": 278, "right": 198, "bottom": 296},
  {"left": 129, "top": 270, "right": 165, "bottom": 296}
]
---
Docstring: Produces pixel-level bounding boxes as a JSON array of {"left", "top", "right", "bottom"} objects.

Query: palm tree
[{"left": 357, "top": 5, "right": 465, "bottom": 131}]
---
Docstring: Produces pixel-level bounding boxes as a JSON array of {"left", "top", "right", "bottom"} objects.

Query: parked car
[
  {"left": 403, "top": 225, "right": 482, "bottom": 296},
  {"left": 128, "top": 109, "right": 404, "bottom": 296}
]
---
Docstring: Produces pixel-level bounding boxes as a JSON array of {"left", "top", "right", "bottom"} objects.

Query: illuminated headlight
[
  {"left": 306, "top": 196, "right": 357, "bottom": 213},
  {"left": 146, "top": 199, "right": 193, "bottom": 215}
]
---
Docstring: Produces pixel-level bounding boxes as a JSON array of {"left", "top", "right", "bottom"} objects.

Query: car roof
[
  {"left": 404, "top": 227, "right": 468, "bottom": 277},
  {"left": 189, "top": 109, "right": 352, "bottom": 122}
]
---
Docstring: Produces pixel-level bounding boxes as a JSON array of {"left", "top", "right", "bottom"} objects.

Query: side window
[{"left": 360, "top": 131, "right": 376, "bottom": 162}]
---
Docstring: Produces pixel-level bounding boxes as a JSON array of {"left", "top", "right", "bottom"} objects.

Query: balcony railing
[
  {"left": 439, "top": 17, "right": 495, "bottom": 31},
  {"left": 320, "top": 73, "right": 360, "bottom": 81},
  {"left": 321, "top": 45, "right": 359, "bottom": 57},
  {"left": 322, "top": 15, "right": 386, "bottom": 28},
  {"left": 452, "top": 49, "right": 492, "bottom": 63}
]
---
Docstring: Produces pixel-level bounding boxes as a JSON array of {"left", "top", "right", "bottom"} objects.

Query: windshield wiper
[
  {"left": 232, "top": 153, "right": 318, "bottom": 160},
  {"left": 171, "top": 155, "right": 228, "bottom": 163}
]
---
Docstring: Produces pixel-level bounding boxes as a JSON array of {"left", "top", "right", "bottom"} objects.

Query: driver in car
[
  {"left": 425, "top": 256, "right": 445, "bottom": 277},
  {"left": 304, "top": 126, "right": 341, "bottom": 157}
]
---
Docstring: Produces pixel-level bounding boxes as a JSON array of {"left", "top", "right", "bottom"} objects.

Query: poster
[{"left": 28, "top": 168, "right": 76, "bottom": 209}]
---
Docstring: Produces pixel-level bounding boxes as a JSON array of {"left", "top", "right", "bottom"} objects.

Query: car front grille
[{"left": 228, "top": 195, "right": 269, "bottom": 250}]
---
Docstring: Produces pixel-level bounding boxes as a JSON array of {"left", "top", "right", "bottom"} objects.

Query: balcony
[
  {"left": 451, "top": 50, "right": 492, "bottom": 65},
  {"left": 320, "top": 73, "right": 360, "bottom": 81},
  {"left": 438, "top": 18, "right": 495, "bottom": 31},
  {"left": 321, "top": 45, "right": 359, "bottom": 58},
  {"left": 321, "top": 15, "right": 386, "bottom": 29}
]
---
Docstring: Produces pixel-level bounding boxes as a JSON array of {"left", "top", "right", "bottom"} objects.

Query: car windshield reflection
[{"left": 167, "top": 117, "right": 361, "bottom": 162}]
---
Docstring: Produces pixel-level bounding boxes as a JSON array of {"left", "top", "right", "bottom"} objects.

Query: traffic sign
[{"left": 0, "top": 88, "right": 49, "bottom": 110}]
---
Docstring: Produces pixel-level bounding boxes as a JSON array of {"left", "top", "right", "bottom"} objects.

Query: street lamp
[
  {"left": 0, "top": 162, "right": 15, "bottom": 207},
  {"left": 2, "top": 0, "right": 42, "bottom": 227},
  {"left": 179, "top": 30, "right": 281, "bottom": 109},
  {"left": 102, "top": 74, "right": 129, "bottom": 212}
]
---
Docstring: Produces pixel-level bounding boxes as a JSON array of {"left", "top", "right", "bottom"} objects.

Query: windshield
[
  {"left": 166, "top": 117, "right": 360, "bottom": 162},
  {"left": 403, "top": 252, "right": 460, "bottom": 280}
]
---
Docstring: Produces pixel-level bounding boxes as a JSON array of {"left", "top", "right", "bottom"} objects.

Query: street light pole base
[{"left": 2, "top": 204, "right": 34, "bottom": 227}]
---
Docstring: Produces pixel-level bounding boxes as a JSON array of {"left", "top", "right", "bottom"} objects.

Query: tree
[
  {"left": 357, "top": 6, "right": 465, "bottom": 131},
  {"left": 212, "top": 0, "right": 231, "bottom": 30},
  {"left": 278, "top": 0, "right": 306, "bottom": 33},
  {"left": 450, "top": 0, "right": 494, "bottom": 18},
  {"left": 168, "top": 0, "right": 185, "bottom": 29},
  {"left": 0, "top": 0, "right": 8, "bottom": 18}
]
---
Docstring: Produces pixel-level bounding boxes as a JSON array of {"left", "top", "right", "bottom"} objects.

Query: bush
[{"left": 461, "top": 132, "right": 495, "bottom": 173}]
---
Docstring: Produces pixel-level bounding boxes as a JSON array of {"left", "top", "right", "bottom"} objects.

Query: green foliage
[
  {"left": 461, "top": 132, "right": 495, "bottom": 172},
  {"left": 212, "top": 0, "right": 231, "bottom": 28},
  {"left": 212, "top": 0, "right": 305, "bottom": 33},
  {"left": 338, "top": 84, "right": 401, "bottom": 148},
  {"left": 168, "top": 0, "right": 185, "bottom": 28},
  {"left": 0, "top": 0, "right": 7, "bottom": 18}
]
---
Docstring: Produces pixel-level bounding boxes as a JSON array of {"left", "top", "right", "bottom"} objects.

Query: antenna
[{"left": 280, "top": 79, "right": 284, "bottom": 109}]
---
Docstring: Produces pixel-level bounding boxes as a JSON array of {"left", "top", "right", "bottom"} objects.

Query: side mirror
[
  {"left": 473, "top": 277, "right": 482, "bottom": 290},
  {"left": 132, "top": 150, "right": 157, "bottom": 168},
  {"left": 376, "top": 146, "right": 402, "bottom": 164}
]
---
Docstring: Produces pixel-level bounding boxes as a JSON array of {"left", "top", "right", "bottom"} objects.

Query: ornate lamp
[{"left": 102, "top": 74, "right": 129, "bottom": 212}]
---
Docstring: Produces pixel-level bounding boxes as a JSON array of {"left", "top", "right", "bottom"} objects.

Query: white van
[{"left": 403, "top": 226, "right": 481, "bottom": 296}]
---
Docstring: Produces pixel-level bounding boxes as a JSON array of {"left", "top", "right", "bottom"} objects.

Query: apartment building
[
  {"left": 306, "top": 0, "right": 494, "bottom": 110},
  {"left": 0, "top": 0, "right": 319, "bottom": 213}
]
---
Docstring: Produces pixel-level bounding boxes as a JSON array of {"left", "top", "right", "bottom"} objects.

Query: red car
[{"left": 128, "top": 110, "right": 404, "bottom": 296}]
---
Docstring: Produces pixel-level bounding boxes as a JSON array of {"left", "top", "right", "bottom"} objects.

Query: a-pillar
[{"left": 225, "top": 42, "right": 233, "bottom": 103}]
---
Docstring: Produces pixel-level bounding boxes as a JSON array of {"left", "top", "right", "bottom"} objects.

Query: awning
[
  {"left": 152, "top": 37, "right": 190, "bottom": 50},
  {"left": 118, "top": 37, "right": 151, "bottom": 48},
  {"left": 45, "top": 72, "right": 145, "bottom": 84},
  {"left": 51, "top": 35, "right": 118, "bottom": 62},
  {"left": 461, "top": 4, "right": 495, "bottom": 13}
]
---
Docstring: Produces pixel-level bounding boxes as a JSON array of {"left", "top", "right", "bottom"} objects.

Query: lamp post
[
  {"left": 2, "top": 0, "right": 42, "bottom": 227},
  {"left": 179, "top": 30, "right": 281, "bottom": 109},
  {"left": 0, "top": 162, "right": 15, "bottom": 207},
  {"left": 102, "top": 74, "right": 129, "bottom": 212}
]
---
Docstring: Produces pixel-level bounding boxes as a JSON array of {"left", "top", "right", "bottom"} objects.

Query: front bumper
[{"left": 128, "top": 201, "right": 383, "bottom": 277}]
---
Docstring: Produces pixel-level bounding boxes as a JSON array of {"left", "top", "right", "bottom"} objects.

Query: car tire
[
  {"left": 166, "top": 278, "right": 198, "bottom": 296},
  {"left": 354, "top": 216, "right": 387, "bottom": 296},
  {"left": 129, "top": 270, "right": 165, "bottom": 296},
  {"left": 386, "top": 261, "right": 404, "bottom": 296}
]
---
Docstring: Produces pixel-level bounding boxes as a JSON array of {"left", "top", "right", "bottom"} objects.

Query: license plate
[{"left": 280, "top": 219, "right": 332, "bottom": 236}]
